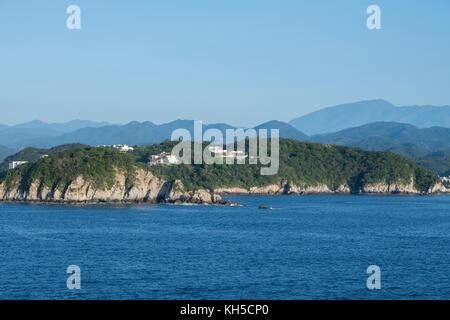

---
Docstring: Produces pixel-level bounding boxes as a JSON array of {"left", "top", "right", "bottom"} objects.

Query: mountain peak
[
  {"left": 13, "top": 120, "right": 48, "bottom": 129},
  {"left": 289, "top": 99, "right": 449, "bottom": 135},
  {"left": 255, "top": 120, "right": 308, "bottom": 140}
]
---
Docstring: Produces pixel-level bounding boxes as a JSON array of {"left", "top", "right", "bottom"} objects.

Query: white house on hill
[
  {"left": 148, "top": 152, "right": 181, "bottom": 165},
  {"left": 8, "top": 161, "right": 28, "bottom": 169}
]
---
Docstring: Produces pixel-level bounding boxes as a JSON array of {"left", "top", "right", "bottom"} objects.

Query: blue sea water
[{"left": 0, "top": 195, "right": 449, "bottom": 300}]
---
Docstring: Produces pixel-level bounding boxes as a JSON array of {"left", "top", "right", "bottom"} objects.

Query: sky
[{"left": 0, "top": 0, "right": 449, "bottom": 126}]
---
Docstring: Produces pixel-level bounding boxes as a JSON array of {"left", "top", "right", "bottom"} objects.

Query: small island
[{"left": 0, "top": 139, "right": 448, "bottom": 205}]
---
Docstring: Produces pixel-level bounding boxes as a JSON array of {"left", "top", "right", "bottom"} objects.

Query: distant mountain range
[
  {"left": 289, "top": 99, "right": 450, "bottom": 135},
  {"left": 3, "top": 120, "right": 307, "bottom": 149},
  {"left": 254, "top": 121, "right": 309, "bottom": 141},
  {"left": 1, "top": 99, "right": 450, "bottom": 175},
  {"left": 0, "top": 145, "right": 15, "bottom": 163},
  {"left": 0, "top": 120, "right": 111, "bottom": 150},
  {"left": 1, "top": 120, "right": 110, "bottom": 133},
  {"left": 1, "top": 99, "right": 449, "bottom": 149},
  {"left": 2, "top": 120, "right": 450, "bottom": 176},
  {"left": 10, "top": 119, "right": 446, "bottom": 156},
  {"left": 310, "top": 122, "right": 450, "bottom": 154},
  {"left": 308, "top": 122, "right": 450, "bottom": 175}
]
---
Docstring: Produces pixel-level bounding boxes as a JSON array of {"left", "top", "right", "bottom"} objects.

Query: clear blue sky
[{"left": 1, "top": 0, "right": 449, "bottom": 126}]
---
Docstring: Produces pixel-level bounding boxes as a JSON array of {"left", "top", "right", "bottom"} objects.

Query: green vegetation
[
  {"left": 143, "top": 139, "right": 439, "bottom": 192},
  {"left": 415, "top": 149, "right": 450, "bottom": 177},
  {"left": 0, "top": 147, "right": 141, "bottom": 192},
  {"left": 0, "top": 139, "right": 441, "bottom": 194},
  {"left": 0, "top": 143, "right": 89, "bottom": 172}
]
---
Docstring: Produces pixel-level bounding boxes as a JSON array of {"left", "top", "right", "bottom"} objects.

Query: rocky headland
[{"left": 0, "top": 140, "right": 448, "bottom": 205}]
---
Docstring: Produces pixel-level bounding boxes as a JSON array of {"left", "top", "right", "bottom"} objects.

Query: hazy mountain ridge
[
  {"left": 415, "top": 150, "right": 450, "bottom": 176},
  {"left": 254, "top": 121, "right": 309, "bottom": 141},
  {"left": 0, "top": 120, "right": 308, "bottom": 149},
  {"left": 0, "top": 120, "right": 111, "bottom": 132},
  {"left": 310, "top": 122, "right": 450, "bottom": 153},
  {"left": 309, "top": 122, "right": 450, "bottom": 175},
  {"left": 2, "top": 98, "right": 449, "bottom": 148},
  {"left": 0, "top": 120, "right": 112, "bottom": 149},
  {"left": 1, "top": 99, "right": 449, "bottom": 175},
  {"left": 289, "top": 99, "right": 450, "bottom": 135},
  {"left": 0, "top": 145, "right": 16, "bottom": 162}
]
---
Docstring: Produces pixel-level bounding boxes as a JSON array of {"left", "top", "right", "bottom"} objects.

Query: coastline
[
  {"left": 1, "top": 166, "right": 448, "bottom": 206},
  {"left": 0, "top": 188, "right": 448, "bottom": 207}
]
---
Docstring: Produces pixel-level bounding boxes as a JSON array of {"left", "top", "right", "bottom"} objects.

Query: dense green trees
[
  {"left": 141, "top": 139, "right": 440, "bottom": 192},
  {"left": 0, "top": 139, "right": 441, "bottom": 193},
  {"left": 0, "top": 147, "right": 140, "bottom": 192}
]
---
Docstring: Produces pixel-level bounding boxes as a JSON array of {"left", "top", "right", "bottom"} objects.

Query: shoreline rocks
[
  {"left": 214, "top": 179, "right": 449, "bottom": 196},
  {"left": 0, "top": 170, "right": 448, "bottom": 206},
  {"left": 0, "top": 169, "right": 240, "bottom": 206}
]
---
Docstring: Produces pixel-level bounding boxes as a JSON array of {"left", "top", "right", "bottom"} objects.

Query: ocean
[{"left": 0, "top": 195, "right": 449, "bottom": 299}]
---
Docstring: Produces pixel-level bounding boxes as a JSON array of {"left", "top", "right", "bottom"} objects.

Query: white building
[
  {"left": 226, "top": 150, "right": 246, "bottom": 156},
  {"left": 112, "top": 144, "right": 134, "bottom": 152},
  {"left": 8, "top": 161, "right": 28, "bottom": 170},
  {"left": 207, "top": 146, "right": 247, "bottom": 160},
  {"left": 149, "top": 152, "right": 181, "bottom": 165},
  {"left": 207, "top": 145, "right": 225, "bottom": 154},
  {"left": 224, "top": 150, "right": 247, "bottom": 160}
]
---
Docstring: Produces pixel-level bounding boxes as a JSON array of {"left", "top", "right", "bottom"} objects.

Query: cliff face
[
  {"left": 214, "top": 178, "right": 449, "bottom": 196},
  {"left": 0, "top": 169, "right": 448, "bottom": 205},
  {"left": 0, "top": 168, "right": 229, "bottom": 205}
]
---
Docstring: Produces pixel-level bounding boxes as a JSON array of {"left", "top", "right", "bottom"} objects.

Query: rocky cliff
[
  {"left": 0, "top": 169, "right": 448, "bottom": 205},
  {"left": 214, "top": 178, "right": 449, "bottom": 195},
  {"left": 0, "top": 168, "right": 232, "bottom": 205},
  {"left": 1, "top": 141, "right": 448, "bottom": 205}
]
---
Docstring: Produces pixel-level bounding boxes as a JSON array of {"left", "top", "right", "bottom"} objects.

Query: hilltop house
[
  {"left": 112, "top": 144, "right": 134, "bottom": 152},
  {"left": 148, "top": 146, "right": 248, "bottom": 166},
  {"left": 207, "top": 145, "right": 247, "bottom": 160},
  {"left": 207, "top": 145, "right": 225, "bottom": 154},
  {"left": 98, "top": 144, "right": 134, "bottom": 152},
  {"left": 224, "top": 150, "right": 247, "bottom": 160},
  {"left": 8, "top": 161, "right": 28, "bottom": 170},
  {"left": 148, "top": 152, "right": 181, "bottom": 165}
]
